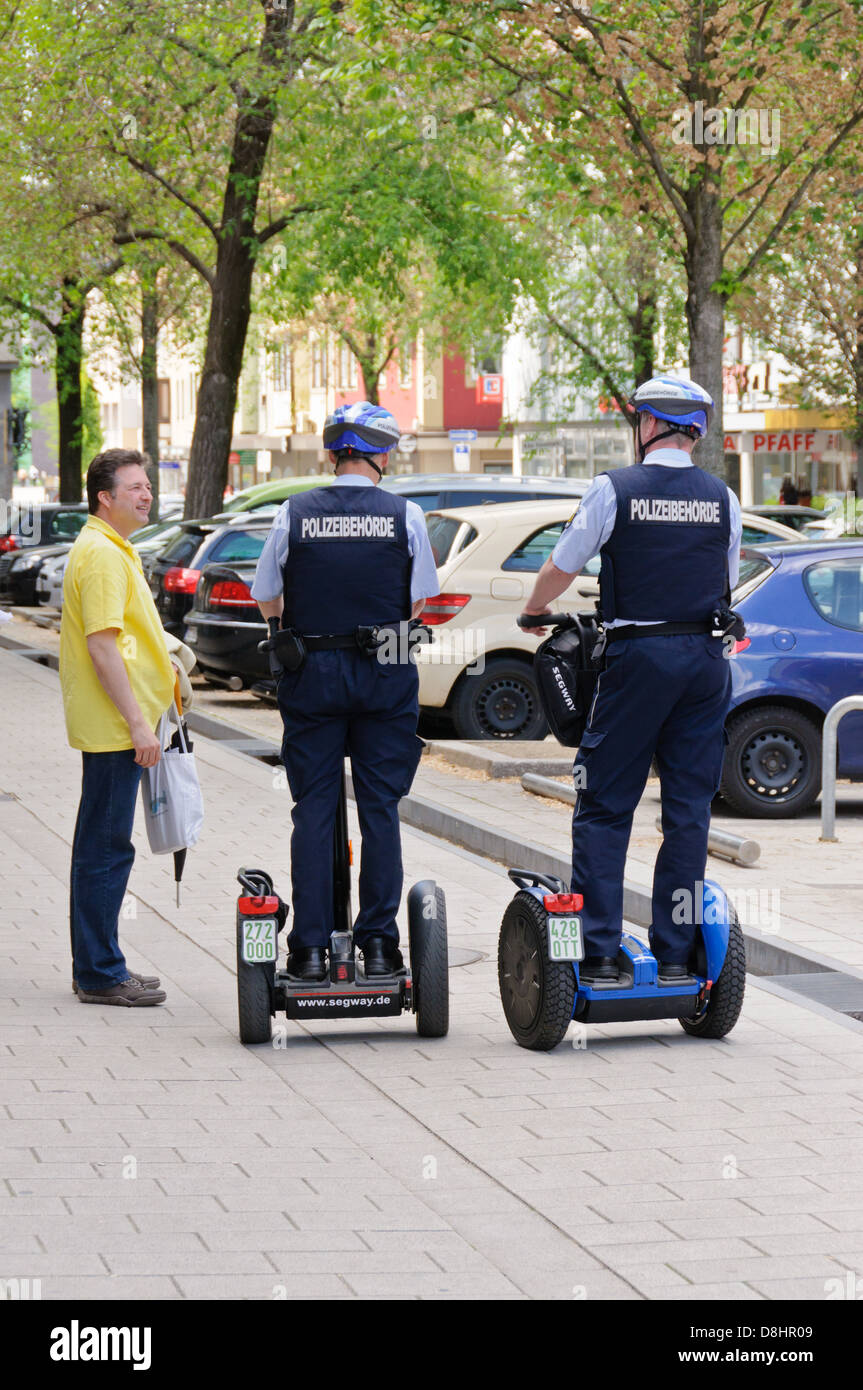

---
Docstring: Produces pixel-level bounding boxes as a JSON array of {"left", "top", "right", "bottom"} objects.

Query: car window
[
  {"left": 502, "top": 523, "right": 567, "bottom": 571},
  {"left": 804, "top": 559, "right": 863, "bottom": 631},
  {"left": 402, "top": 491, "right": 444, "bottom": 512},
  {"left": 49, "top": 511, "right": 88, "bottom": 539},
  {"left": 426, "top": 514, "right": 464, "bottom": 566},
  {"left": 207, "top": 531, "right": 268, "bottom": 564},
  {"left": 159, "top": 529, "right": 209, "bottom": 566},
  {"left": 440, "top": 489, "right": 526, "bottom": 507},
  {"left": 733, "top": 552, "right": 774, "bottom": 603},
  {"left": 457, "top": 525, "right": 478, "bottom": 555},
  {"left": 741, "top": 524, "right": 771, "bottom": 545}
]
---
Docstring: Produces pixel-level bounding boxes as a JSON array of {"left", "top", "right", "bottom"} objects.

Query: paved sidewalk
[{"left": 3, "top": 646, "right": 863, "bottom": 1301}]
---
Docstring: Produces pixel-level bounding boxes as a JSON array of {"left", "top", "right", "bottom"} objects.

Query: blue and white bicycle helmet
[
  {"left": 628, "top": 376, "right": 714, "bottom": 459},
  {"left": 323, "top": 402, "right": 401, "bottom": 476}
]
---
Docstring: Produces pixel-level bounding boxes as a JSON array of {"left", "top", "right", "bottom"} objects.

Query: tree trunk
[
  {"left": 54, "top": 285, "right": 86, "bottom": 502},
  {"left": 854, "top": 227, "right": 863, "bottom": 498},
  {"left": 141, "top": 275, "right": 160, "bottom": 522},
  {"left": 184, "top": 3, "right": 293, "bottom": 519},
  {"left": 684, "top": 180, "right": 726, "bottom": 480},
  {"left": 359, "top": 359, "right": 380, "bottom": 405},
  {"left": 183, "top": 248, "right": 254, "bottom": 518},
  {"left": 630, "top": 287, "right": 656, "bottom": 387}
]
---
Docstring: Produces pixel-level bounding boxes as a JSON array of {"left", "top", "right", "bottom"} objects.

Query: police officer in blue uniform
[
  {"left": 252, "top": 403, "right": 439, "bottom": 982},
  {"left": 521, "top": 377, "right": 742, "bottom": 982}
]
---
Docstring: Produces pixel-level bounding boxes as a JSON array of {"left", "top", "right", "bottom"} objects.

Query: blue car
[{"left": 721, "top": 541, "right": 863, "bottom": 817}]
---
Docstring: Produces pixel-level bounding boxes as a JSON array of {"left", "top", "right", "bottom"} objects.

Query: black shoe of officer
[
  {"left": 360, "top": 936, "right": 404, "bottom": 977},
  {"left": 286, "top": 946, "right": 328, "bottom": 982},
  {"left": 580, "top": 955, "right": 619, "bottom": 983},
  {"left": 657, "top": 962, "right": 689, "bottom": 981}
]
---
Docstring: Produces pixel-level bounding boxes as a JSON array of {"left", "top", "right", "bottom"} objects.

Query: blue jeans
[{"left": 69, "top": 750, "right": 142, "bottom": 990}]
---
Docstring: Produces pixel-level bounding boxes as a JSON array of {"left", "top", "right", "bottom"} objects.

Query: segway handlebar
[{"left": 518, "top": 612, "right": 579, "bottom": 632}]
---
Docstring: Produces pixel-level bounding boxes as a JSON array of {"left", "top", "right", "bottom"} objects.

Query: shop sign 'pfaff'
[{"left": 722, "top": 430, "right": 849, "bottom": 456}]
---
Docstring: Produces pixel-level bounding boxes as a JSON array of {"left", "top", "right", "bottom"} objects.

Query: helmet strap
[
  {"left": 636, "top": 416, "right": 695, "bottom": 462},
  {"left": 333, "top": 447, "right": 383, "bottom": 479}
]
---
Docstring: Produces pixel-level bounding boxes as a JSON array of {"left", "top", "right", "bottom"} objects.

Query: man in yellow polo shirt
[{"left": 61, "top": 449, "right": 176, "bottom": 1006}]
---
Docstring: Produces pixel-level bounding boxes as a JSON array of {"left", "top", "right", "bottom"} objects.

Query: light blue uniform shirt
[
  {"left": 551, "top": 450, "right": 743, "bottom": 627},
  {"left": 251, "top": 474, "right": 440, "bottom": 605}
]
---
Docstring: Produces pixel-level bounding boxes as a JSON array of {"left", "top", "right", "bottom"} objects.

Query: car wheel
[
  {"left": 450, "top": 658, "right": 549, "bottom": 740},
  {"left": 720, "top": 705, "right": 821, "bottom": 817}
]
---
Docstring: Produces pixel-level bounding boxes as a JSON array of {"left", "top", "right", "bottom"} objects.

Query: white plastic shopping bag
[{"left": 141, "top": 703, "right": 204, "bottom": 855}]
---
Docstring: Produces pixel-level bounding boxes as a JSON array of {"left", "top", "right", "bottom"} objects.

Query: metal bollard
[
  {"left": 654, "top": 817, "right": 760, "bottom": 866},
  {"left": 820, "top": 696, "right": 863, "bottom": 841}
]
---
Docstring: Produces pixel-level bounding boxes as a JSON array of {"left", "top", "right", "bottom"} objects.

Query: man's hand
[
  {"left": 519, "top": 608, "right": 554, "bottom": 639},
  {"left": 130, "top": 720, "right": 162, "bottom": 768}
]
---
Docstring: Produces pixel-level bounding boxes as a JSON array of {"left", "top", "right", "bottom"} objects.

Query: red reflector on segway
[
  {"left": 543, "top": 893, "right": 584, "bottom": 913},
  {"left": 336, "top": 964, "right": 348, "bottom": 981},
  {"left": 238, "top": 894, "right": 280, "bottom": 915}
]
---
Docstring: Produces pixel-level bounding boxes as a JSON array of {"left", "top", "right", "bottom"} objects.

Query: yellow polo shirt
[{"left": 60, "top": 516, "right": 176, "bottom": 752}]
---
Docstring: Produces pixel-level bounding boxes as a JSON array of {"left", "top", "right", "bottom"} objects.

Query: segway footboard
[{"left": 276, "top": 975, "right": 411, "bottom": 1020}]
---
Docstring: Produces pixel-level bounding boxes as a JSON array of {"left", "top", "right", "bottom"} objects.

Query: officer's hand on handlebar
[{"left": 518, "top": 610, "right": 554, "bottom": 638}]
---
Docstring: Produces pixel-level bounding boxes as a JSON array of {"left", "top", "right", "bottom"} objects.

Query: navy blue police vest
[
  {"left": 599, "top": 463, "right": 730, "bottom": 622},
  {"left": 282, "top": 484, "right": 412, "bottom": 633}
]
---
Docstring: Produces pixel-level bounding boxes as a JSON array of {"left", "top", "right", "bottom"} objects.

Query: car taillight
[
  {"left": 421, "top": 593, "right": 471, "bottom": 626},
  {"left": 164, "top": 567, "right": 201, "bottom": 594},
  {"left": 732, "top": 638, "right": 751, "bottom": 655},
  {"left": 543, "top": 893, "right": 584, "bottom": 913},
  {"left": 0, "top": 536, "right": 18, "bottom": 552},
  {"left": 209, "top": 579, "right": 254, "bottom": 608}
]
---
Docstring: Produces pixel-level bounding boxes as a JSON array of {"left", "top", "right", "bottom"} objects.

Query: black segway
[{"left": 235, "top": 767, "right": 449, "bottom": 1044}]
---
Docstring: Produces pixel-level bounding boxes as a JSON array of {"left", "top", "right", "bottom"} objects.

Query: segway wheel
[
  {"left": 407, "top": 881, "right": 449, "bottom": 1038},
  {"left": 680, "top": 911, "right": 746, "bottom": 1039},
  {"left": 498, "top": 892, "right": 575, "bottom": 1051},
  {"left": 236, "top": 923, "right": 273, "bottom": 1045}
]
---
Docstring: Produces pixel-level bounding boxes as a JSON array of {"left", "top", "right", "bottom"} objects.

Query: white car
[
  {"left": 416, "top": 501, "right": 802, "bottom": 739},
  {"left": 35, "top": 551, "right": 69, "bottom": 607}
]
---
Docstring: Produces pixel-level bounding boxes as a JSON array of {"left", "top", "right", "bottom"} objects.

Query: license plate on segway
[
  {"left": 547, "top": 916, "right": 584, "bottom": 962},
  {"left": 240, "top": 917, "right": 278, "bottom": 964}
]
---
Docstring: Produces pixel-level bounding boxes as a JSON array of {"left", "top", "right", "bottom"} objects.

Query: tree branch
[
  {"left": 113, "top": 229, "right": 214, "bottom": 287},
  {"left": 736, "top": 106, "right": 863, "bottom": 289},
  {"left": 546, "top": 310, "right": 634, "bottom": 419},
  {"left": 116, "top": 150, "right": 219, "bottom": 238}
]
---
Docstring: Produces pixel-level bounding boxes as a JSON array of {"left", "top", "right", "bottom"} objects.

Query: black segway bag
[{"left": 534, "top": 614, "right": 602, "bottom": 748}]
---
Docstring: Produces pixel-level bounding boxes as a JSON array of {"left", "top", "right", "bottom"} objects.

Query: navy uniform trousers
[
  {"left": 277, "top": 648, "right": 424, "bottom": 950},
  {"left": 571, "top": 632, "right": 732, "bottom": 964}
]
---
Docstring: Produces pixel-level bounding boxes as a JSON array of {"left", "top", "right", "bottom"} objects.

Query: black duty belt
[
  {"left": 606, "top": 620, "right": 714, "bottom": 643},
  {"left": 303, "top": 622, "right": 407, "bottom": 652}
]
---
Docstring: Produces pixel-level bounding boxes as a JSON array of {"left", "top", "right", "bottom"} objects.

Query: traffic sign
[
  {"left": 398, "top": 433, "right": 418, "bottom": 454},
  {"left": 448, "top": 429, "right": 478, "bottom": 442},
  {"left": 452, "top": 442, "right": 471, "bottom": 472}
]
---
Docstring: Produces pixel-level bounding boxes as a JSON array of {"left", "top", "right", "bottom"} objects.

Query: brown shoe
[
  {"left": 73, "top": 969, "right": 161, "bottom": 995},
  {"left": 77, "top": 977, "right": 166, "bottom": 1007}
]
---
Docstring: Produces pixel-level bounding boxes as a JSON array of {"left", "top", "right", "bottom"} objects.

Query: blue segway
[{"left": 498, "top": 870, "right": 745, "bottom": 1051}]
